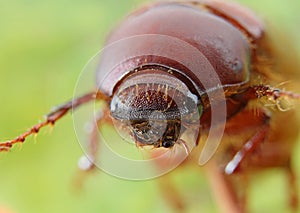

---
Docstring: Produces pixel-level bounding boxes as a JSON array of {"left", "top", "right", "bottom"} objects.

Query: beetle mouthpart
[{"left": 130, "top": 119, "right": 181, "bottom": 148}]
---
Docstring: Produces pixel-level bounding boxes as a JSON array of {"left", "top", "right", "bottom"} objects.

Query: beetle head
[{"left": 110, "top": 69, "right": 202, "bottom": 149}]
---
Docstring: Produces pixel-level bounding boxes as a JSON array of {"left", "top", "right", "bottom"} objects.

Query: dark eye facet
[{"left": 162, "top": 140, "right": 174, "bottom": 148}]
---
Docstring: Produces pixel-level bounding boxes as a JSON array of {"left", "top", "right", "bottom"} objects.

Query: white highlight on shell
[{"left": 78, "top": 155, "right": 94, "bottom": 171}]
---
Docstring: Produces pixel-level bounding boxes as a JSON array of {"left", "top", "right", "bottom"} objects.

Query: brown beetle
[{"left": 1, "top": 0, "right": 300, "bottom": 212}]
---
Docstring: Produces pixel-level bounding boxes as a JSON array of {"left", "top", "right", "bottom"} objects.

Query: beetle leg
[
  {"left": 203, "top": 108, "right": 271, "bottom": 212},
  {"left": 225, "top": 123, "right": 270, "bottom": 175},
  {"left": 205, "top": 160, "right": 243, "bottom": 213},
  {"left": 157, "top": 175, "right": 186, "bottom": 213},
  {"left": 73, "top": 106, "right": 112, "bottom": 188},
  {"left": 216, "top": 107, "right": 271, "bottom": 175},
  {"left": 0, "top": 90, "right": 107, "bottom": 152},
  {"left": 286, "top": 161, "right": 298, "bottom": 210}
]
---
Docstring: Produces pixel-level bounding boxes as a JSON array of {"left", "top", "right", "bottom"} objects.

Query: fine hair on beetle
[{"left": 1, "top": 1, "right": 300, "bottom": 212}]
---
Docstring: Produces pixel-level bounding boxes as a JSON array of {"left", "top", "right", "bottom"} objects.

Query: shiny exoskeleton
[{"left": 1, "top": 1, "right": 299, "bottom": 212}]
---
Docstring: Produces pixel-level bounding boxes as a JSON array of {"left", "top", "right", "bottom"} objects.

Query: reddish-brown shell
[
  {"left": 197, "top": 0, "right": 264, "bottom": 39},
  {"left": 96, "top": 1, "right": 264, "bottom": 97}
]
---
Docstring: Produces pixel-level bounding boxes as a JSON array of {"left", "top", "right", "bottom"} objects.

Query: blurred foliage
[{"left": 0, "top": 0, "right": 299, "bottom": 213}]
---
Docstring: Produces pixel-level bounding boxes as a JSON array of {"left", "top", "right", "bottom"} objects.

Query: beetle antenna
[{"left": 0, "top": 90, "right": 104, "bottom": 152}]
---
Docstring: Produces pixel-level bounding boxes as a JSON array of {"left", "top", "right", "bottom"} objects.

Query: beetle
[{"left": 1, "top": 0, "right": 300, "bottom": 212}]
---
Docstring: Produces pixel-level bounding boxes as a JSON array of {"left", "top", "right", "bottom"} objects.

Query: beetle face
[
  {"left": 110, "top": 69, "right": 201, "bottom": 149},
  {"left": 129, "top": 119, "right": 181, "bottom": 148}
]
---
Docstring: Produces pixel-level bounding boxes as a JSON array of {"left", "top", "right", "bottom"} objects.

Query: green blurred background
[{"left": 0, "top": 0, "right": 299, "bottom": 212}]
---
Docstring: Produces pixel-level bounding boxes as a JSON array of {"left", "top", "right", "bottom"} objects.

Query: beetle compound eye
[{"left": 162, "top": 140, "right": 174, "bottom": 148}]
